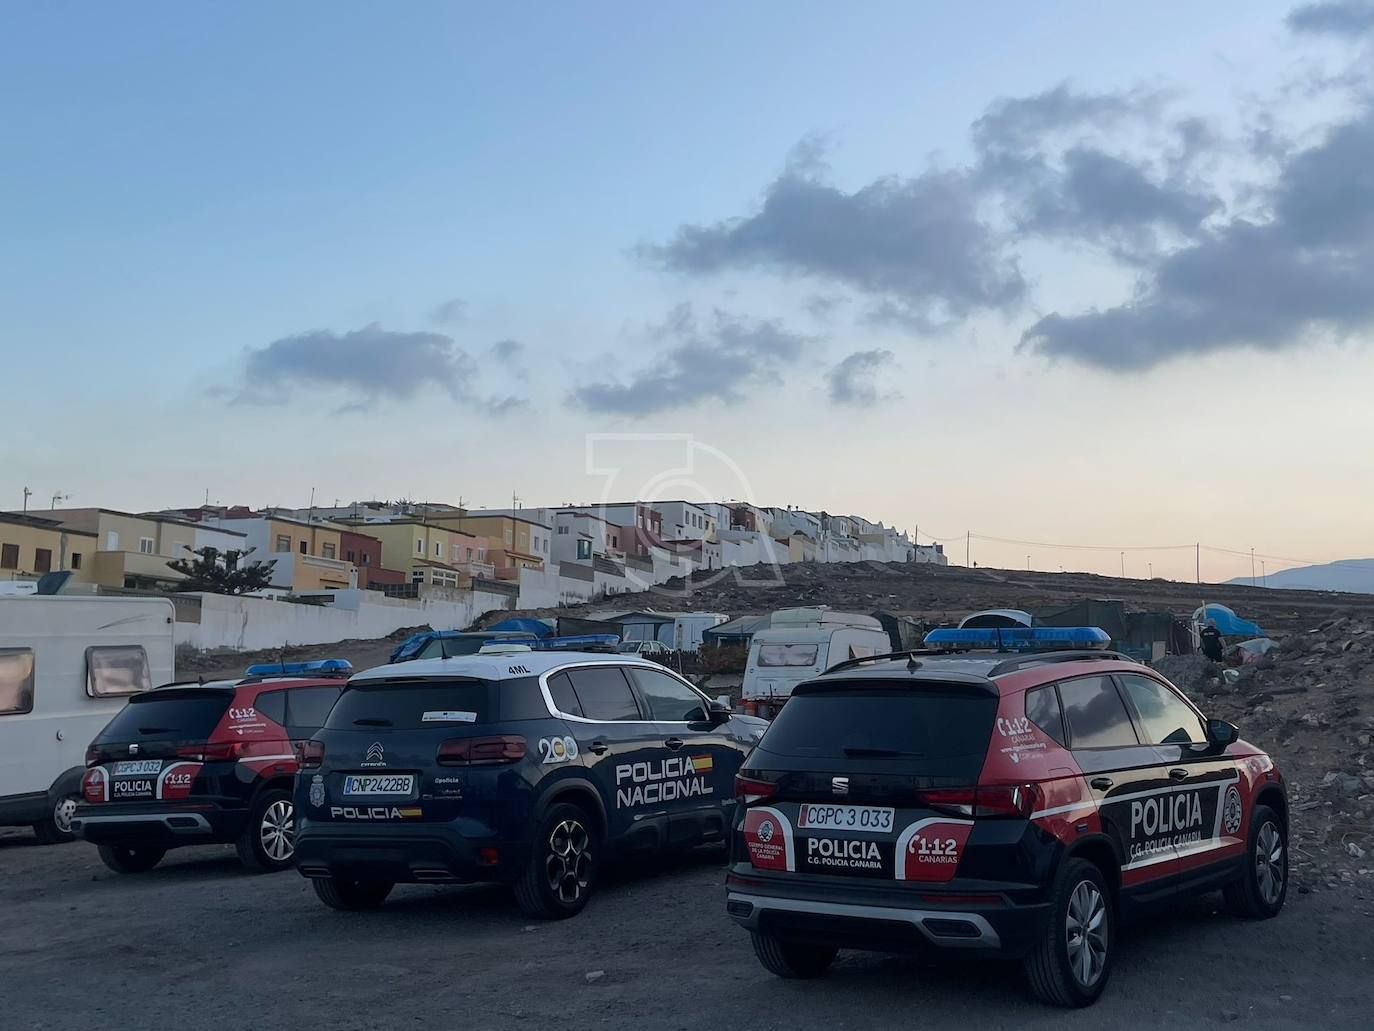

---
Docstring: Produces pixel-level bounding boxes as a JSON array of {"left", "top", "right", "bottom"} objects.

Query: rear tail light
[
  {"left": 297, "top": 740, "right": 326, "bottom": 769},
  {"left": 923, "top": 784, "right": 1042, "bottom": 819},
  {"left": 184, "top": 741, "right": 249, "bottom": 762},
  {"left": 437, "top": 736, "right": 526, "bottom": 766},
  {"left": 734, "top": 773, "right": 778, "bottom": 804}
]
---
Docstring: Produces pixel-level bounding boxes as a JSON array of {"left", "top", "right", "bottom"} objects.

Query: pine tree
[{"left": 166, "top": 546, "right": 276, "bottom": 595}]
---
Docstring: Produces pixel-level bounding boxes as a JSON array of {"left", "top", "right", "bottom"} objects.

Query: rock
[
  {"left": 1346, "top": 842, "right": 1366, "bottom": 859},
  {"left": 1324, "top": 772, "right": 1364, "bottom": 797},
  {"left": 584, "top": 970, "right": 605, "bottom": 984}
]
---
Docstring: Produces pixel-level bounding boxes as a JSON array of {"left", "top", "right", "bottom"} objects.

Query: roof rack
[
  {"left": 822, "top": 649, "right": 955, "bottom": 676},
  {"left": 987, "top": 650, "right": 1135, "bottom": 677}
]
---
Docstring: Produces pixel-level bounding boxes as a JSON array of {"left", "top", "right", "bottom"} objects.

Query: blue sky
[{"left": 3, "top": 1, "right": 1372, "bottom": 581}]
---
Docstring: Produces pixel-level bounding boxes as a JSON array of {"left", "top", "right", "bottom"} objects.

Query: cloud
[
  {"left": 428, "top": 297, "right": 467, "bottom": 326},
  {"left": 488, "top": 338, "right": 524, "bottom": 365},
  {"left": 237, "top": 322, "right": 523, "bottom": 412},
  {"left": 826, "top": 349, "right": 898, "bottom": 406},
  {"left": 641, "top": 141, "right": 1025, "bottom": 327},
  {"left": 1287, "top": 1, "right": 1374, "bottom": 36},
  {"left": 1021, "top": 106, "right": 1374, "bottom": 370},
  {"left": 570, "top": 304, "right": 808, "bottom": 416},
  {"left": 971, "top": 83, "right": 1165, "bottom": 156}
]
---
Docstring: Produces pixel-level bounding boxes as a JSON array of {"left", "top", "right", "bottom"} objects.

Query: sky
[{"left": 3, "top": 1, "right": 1373, "bottom": 583}]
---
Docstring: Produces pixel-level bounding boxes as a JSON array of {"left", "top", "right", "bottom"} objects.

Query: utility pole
[
  {"left": 1250, "top": 548, "right": 1256, "bottom": 587},
  {"left": 966, "top": 531, "right": 970, "bottom": 568},
  {"left": 1026, "top": 555, "right": 1030, "bottom": 571},
  {"left": 308, "top": 487, "right": 316, "bottom": 556},
  {"left": 1149, "top": 562, "right": 1153, "bottom": 580},
  {"left": 1119, "top": 551, "right": 1125, "bottom": 578},
  {"left": 1261, "top": 560, "right": 1267, "bottom": 587},
  {"left": 22, "top": 487, "right": 31, "bottom": 511},
  {"left": 1196, "top": 543, "right": 1201, "bottom": 584}
]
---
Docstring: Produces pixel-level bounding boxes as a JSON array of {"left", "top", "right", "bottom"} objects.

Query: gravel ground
[{"left": 2, "top": 828, "right": 1371, "bottom": 1030}]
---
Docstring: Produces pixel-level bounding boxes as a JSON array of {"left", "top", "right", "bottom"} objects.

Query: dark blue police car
[{"left": 293, "top": 651, "right": 766, "bottom": 917}]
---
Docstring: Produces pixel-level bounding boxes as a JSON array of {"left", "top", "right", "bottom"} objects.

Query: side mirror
[
  {"left": 1206, "top": 719, "right": 1239, "bottom": 749},
  {"left": 706, "top": 700, "right": 732, "bottom": 726}
]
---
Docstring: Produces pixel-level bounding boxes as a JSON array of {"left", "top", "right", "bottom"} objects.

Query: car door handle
[
  {"left": 587, "top": 741, "right": 609, "bottom": 755},
  {"left": 1090, "top": 776, "right": 1114, "bottom": 790},
  {"left": 664, "top": 737, "right": 684, "bottom": 750},
  {"left": 1169, "top": 768, "right": 1190, "bottom": 781}
]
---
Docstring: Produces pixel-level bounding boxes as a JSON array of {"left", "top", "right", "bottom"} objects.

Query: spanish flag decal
[
  {"left": 689, "top": 755, "right": 714, "bottom": 774},
  {"left": 398, "top": 807, "right": 423, "bottom": 819}
]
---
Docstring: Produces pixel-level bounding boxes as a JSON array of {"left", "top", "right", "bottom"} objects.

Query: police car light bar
[
  {"left": 243, "top": 659, "right": 353, "bottom": 677},
  {"left": 922, "top": 626, "right": 1111, "bottom": 652}
]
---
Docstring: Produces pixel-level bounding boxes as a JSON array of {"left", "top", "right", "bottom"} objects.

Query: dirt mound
[{"left": 1198, "top": 616, "right": 1374, "bottom": 891}]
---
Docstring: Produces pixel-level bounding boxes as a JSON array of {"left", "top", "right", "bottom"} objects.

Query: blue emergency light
[
  {"left": 243, "top": 659, "right": 353, "bottom": 677},
  {"left": 923, "top": 626, "right": 1111, "bottom": 652}
]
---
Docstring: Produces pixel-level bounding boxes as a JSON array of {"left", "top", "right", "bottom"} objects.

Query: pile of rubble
[{"left": 1163, "top": 617, "right": 1374, "bottom": 893}]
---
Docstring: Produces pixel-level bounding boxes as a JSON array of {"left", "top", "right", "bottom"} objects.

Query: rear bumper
[
  {"left": 725, "top": 875, "right": 1051, "bottom": 958},
  {"left": 72, "top": 802, "right": 246, "bottom": 847},
  {"left": 294, "top": 820, "right": 523, "bottom": 885}
]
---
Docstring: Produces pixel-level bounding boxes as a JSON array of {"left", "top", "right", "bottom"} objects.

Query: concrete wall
[{"left": 174, "top": 586, "right": 515, "bottom": 652}]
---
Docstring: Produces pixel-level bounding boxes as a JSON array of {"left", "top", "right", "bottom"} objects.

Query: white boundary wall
[{"left": 175, "top": 587, "right": 514, "bottom": 652}]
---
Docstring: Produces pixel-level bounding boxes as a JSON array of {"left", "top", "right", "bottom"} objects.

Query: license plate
[
  {"left": 113, "top": 760, "right": 162, "bottom": 776},
  {"left": 342, "top": 774, "right": 415, "bottom": 796},
  {"left": 797, "top": 804, "right": 895, "bottom": 833}
]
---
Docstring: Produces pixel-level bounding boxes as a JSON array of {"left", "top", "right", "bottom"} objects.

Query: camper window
[
  {"left": 85, "top": 646, "right": 152, "bottom": 698},
  {"left": 0, "top": 648, "right": 36, "bottom": 715},
  {"left": 757, "top": 643, "right": 819, "bottom": 667}
]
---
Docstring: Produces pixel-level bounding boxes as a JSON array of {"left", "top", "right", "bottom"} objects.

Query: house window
[
  {"left": 465, "top": 547, "right": 473, "bottom": 560},
  {"left": 138, "top": 537, "right": 155, "bottom": 554},
  {"left": 322, "top": 543, "right": 336, "bottom": 559},
  {"left": 0, "top": 543, "right": 17, "bottom": 569},
  {"left": 106, "top": 531, "right": 119, "bottom": 550},
  {"left": 71, "top": 553, "right": 82, "bottom": 570},
  {"left": 361, "top": 553, "right": 370, "bottom": 565},
  {"left": 34, "top": 548, "right": 52, "bottom": 573},
  {"left": 435, "top": 540, "right": 443, "bottom": 557},
  {"left": 299, "top": 540, "right": 308, "bottom": 555},
  {"left": 346, "top": 550, "right": 356, "bottom": 562},
  {"left": 416, "top": 538, "right": 424, "bottom": 555},
  {"left": 275, "top": 535, "right": 291, "bottom": 552},
  {"left": 558, "top": 526, "right": 568, "bottom": 535},
  {"left": 410, "top": 570, "right": 425, "bottom": 584},
  {"left": 576, "top": 540, "right": 592, "bottom": 560},
  {"left": 504, "top": 528, "right": 513, "bottom": 545}
]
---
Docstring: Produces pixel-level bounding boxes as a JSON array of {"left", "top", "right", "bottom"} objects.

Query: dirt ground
[{"left": 1, "top": 829, "right": 1370, "bottom": 1029}]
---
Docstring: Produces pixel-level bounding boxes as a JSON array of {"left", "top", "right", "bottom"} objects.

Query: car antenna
[
  {"left": 439, "top": 634, "right": 451, "bottom": 659},
  {"left": 906, "top": 656, "right": 921, "bottom": 672}
]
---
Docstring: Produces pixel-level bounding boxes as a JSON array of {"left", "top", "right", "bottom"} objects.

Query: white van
[
  {"left": 0, "top": 596, "right": 174, "bottom": 842},
  {"left": 742, "top": 608, "right": 890, "bottom": 703}
]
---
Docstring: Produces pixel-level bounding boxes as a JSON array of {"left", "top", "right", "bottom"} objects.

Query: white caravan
[
  {"left": 0, "top": 596, "right": 174, "bottom": 842},
  {"left": 742, "top": 608, "right": 890, "bottom": 703}
]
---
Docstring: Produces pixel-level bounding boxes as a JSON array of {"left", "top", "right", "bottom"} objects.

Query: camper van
[
  {"left": 0, "top": 596, "right": 174, "bottom": 842},
  {"left": 741, "top": 608, "right": 889, "bottom": 704}
]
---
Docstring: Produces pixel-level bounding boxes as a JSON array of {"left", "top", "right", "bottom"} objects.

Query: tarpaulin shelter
[
  {"left": 486, "top": 617, "right": 554, "bottom": 638},
  {"left": 1193, "top": 604, "right": 1264, "bottom": 639}
]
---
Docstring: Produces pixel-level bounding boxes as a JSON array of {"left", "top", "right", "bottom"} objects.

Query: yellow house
[
  {"left": 337, "top": 519, "right": 490, "bottom": 586},
  {"left": 433, "top": 514, "right": 546, "bottom": 579},
  {"left": 42, "top": 508, "right": 251, "bottom": 590},
  {"left": 202, "top": 514, "right": 353, "bottom": 592},
  {"left": 0, "top": 512, "right": 97, "bottom": 582}
]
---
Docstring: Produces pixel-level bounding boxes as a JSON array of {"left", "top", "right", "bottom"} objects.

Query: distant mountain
[{"left": 1229, "top": 559, "right": 1374, "bottom": 595}]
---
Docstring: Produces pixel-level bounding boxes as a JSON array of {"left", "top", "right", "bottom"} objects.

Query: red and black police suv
[
  {"left": 725, "top": 628, "right": 1288, "bottom": 1008},
  {"left": 72, "top": 660, "right": 350, "bottom": 874}
]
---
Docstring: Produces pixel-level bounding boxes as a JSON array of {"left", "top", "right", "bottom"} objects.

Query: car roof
[
  {"left": 349, "top": 650, "right": 656, "bottom": 684},
  {"left": 145, "top": 675, "right": 349, "bottom": 694},
  {"left": 807, "top": 651, "right": 1145, "bottom": 692}
]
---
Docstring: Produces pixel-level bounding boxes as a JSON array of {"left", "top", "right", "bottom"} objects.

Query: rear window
[
  {"left": 95, "top": 690, "right": 233, "bottom": 743},
  {"left": 325, "top": 680, "right": 496, "bottom": 730},
  {"left": 758, "top": 685, "right": 997, "bottom": 771}
]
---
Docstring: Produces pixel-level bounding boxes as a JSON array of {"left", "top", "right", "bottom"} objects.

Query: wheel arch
[
  {"left": 47, "top": 765, "right": 87, "bottom": 804},
  {"left": 535, "top": 777, "right": 608, "bottom": 839},
  {"left": 1254, "top": 785, "right": 1287, "bottom": 833},
  {"left": 1061, "top": 834, "right": 1123, "bottom": 900}
]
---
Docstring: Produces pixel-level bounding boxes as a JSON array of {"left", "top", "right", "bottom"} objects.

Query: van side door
[
  {"left": 1056, "top": 674, "right": 1178, "bottom": 895},
  {"left": 1116, "top": 672, "right": 1243, "bottom": 887},
  {"left": 625, "top": 665, "right": 736, "bottom": 846},
  {"left": 546, "top": 666, "right": 668, "bottom": 852}
]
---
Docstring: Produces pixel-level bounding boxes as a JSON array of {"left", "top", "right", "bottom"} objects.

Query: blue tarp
[
  {"left": 487, "top": 617, "right": 554, "bottom": 638},
  {"left": 1193, "top": 604, "right": 1264, "bottom": 638}
]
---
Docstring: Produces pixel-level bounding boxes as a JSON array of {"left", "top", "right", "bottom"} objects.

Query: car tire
[
  {"left": 97, "top": 844, "right": 166, "bottom": 874},
  {"left": 513, "top": 802, "right": 600, "bottom": 920},
  {"left": 32, "top": 794, "right": 81, "bottom": 845},
  {"left": 1024, "top": 857, "right": 1114, "bottom": 1007},
  {"left": 312, "top": 876, "right": 394, "bottom": 911},
  {"left": 1223, "top": 804, "right": 1287, "bottom": 919},
  {"left": 750, "top": 932, "right": 837, "bottom": 979},
  {"left": 235, "top": 789, "right": 296, "bottom": 873}
]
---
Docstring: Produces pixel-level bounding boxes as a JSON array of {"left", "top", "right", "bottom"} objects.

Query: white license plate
[
  {"left": 113, "top": 760, "right": 162, "bottom": 776},
  {"left": 342, "top": 774, "right": 415, "bottom": 796},
  {"left": 797, "top": 804, "right": 895, "bottom": 833}
]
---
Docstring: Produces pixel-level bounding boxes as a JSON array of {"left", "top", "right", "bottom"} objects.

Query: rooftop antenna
[
  {"left": 50, "top": 491, "right": 70, "bottom": 509},
  {"left": 22, "top": 486, "right": 32, "bottom": 511}
]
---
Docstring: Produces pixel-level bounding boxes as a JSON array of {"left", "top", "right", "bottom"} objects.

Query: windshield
[{"left": 756, "top": 643, "right": 819, "bottom": 667}]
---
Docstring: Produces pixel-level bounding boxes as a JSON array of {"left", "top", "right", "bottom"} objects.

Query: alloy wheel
[
  {"left": 261, "top": 799, "right": 295, "bottom": 862},
  {"left": 545, "top": 819, "right": 591, "bottom": 904},
  {"left": 1256, "top": 822, "right": 1285, "bottom": 906},
  {"left": 1065, "top": 880, "right": 1108, "bottom": 988}
]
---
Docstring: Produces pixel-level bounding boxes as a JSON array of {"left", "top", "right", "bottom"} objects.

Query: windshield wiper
[
  {"left": 352, "top": 717, "right": 392, "bottom": 727},
  {"left": 842, "top": 746, "right": 926, "bottom": 758}
]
